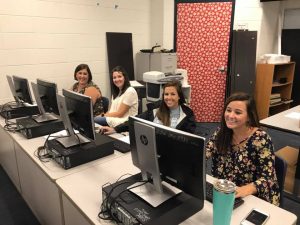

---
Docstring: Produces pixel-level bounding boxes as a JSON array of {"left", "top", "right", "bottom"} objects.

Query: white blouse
[{"left": 106, "top": 86, "right": 138, "bottom": 127}]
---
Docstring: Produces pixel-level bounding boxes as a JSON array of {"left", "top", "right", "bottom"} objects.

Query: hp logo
[{"left": 140, "top": 135, "right": 148, "bottom": 145}]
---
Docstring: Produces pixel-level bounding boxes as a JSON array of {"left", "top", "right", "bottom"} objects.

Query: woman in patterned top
[
  {"left": 71, "top": 64, "right": 104, "bottom": 117},
  {"left": 206, "top": 92, "right": 280, "bottom": 206}
]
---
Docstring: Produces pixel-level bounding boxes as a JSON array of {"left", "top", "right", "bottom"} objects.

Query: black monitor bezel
[
  {"left": 12, "top": 75, "right": 33, "bottom": 104},
  {"left": 36, "top": 79, "right": 59, "bottom": 115},
  {"left": 62, "top": 89, "right": 95, "bottom": 141}
]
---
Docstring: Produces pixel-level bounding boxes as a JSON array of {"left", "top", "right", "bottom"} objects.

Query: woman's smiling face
[
  {"left": 112, "top": 71, "right": 125, "bottom": 90},
  {"left": 76, "top": 68, "right": 89, "bottom": 86},
  {"left": 224, "top": 100, "right": 249, "bottom": 130},
  {"left": 163, "top": 86, "right": 180, "bottom": 109}
]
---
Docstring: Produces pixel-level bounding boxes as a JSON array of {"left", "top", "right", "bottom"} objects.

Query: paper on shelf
[{"left": 130, "top": 80, "right": 144, "bottom": 87}]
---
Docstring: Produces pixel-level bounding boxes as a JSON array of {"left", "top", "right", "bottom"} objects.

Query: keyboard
[
  {"left": 206, "top": 182, "right": 244, "bottom": 209},
  {"left": 113, "top": 140, "right": 131, "bottom": 153}
]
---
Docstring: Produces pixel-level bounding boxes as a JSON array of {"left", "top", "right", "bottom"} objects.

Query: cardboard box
[{"left": 275, "top": 146, "right": 299, "bottom": 193}]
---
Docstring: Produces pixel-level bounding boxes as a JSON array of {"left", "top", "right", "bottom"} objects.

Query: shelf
[
  {"left": 269, "top": 102, "right": 284, "bottom": 108},
  {"left": 255, "top": 62, "right": 295, "bottom": 119},
  {"left": 269, "top": 100, "right": 293, "bottom": 108},
  {"left": 272, "top": 82, "right": 292, "bottom": 87}
]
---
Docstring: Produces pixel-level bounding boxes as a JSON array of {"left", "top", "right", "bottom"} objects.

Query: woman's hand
[
  {"left": 100, "top": 126, "right": 116, "bottom": 135},
  {"left": 235, "top": 183, "right": 257, "bottom": 198}
]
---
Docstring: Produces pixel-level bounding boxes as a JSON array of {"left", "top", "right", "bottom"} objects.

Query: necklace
[
  {"left": 232, "top": 127, "right": 254, "bottom": 146},
  {"left": 233, "top": 136, "right": 249, "bottom": 146}
]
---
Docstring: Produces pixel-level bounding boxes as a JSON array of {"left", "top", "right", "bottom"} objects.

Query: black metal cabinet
[{"left": 229, "top": 30, "right": 257, "bottom": 95}]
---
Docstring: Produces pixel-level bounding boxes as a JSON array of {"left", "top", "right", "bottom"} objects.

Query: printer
[{"left": 143, "top": 71, "right": 184, "bottom": 102}]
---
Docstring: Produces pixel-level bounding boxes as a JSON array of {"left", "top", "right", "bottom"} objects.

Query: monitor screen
[
  {"left": 6, "top": 75, "right": 20, "bottom": 103},
  {"left": 37, "top": 79, "right": 59, "bottom": 115},
  {"left": 12, "top": 75, "right": 33, "bottom": 104},
  {"left": 55, "top": 89, "right": 95, "bottom": 148},
  {"left": 31, "top": 79, "right": 60, "bottom": 123},
  {"left": 128, "top": 116, "right": 205, "bottom": 207}
]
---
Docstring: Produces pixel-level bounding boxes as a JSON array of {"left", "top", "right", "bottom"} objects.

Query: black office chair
[
  {"left": 275, "top": 155, "right": 287, "bottom": 207},
  {"left": 101, "top": 96, "right": 109, "bottom": 113}
]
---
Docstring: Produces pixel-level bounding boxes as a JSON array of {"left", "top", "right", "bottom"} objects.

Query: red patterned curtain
[{"left": 176, "top": 1, "right": 233, "bottom": 122}]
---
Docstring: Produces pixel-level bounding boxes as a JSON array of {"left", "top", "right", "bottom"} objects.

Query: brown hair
[
  {"left": 110, "top": 66, "right": 131, "bottom": 99},
  {"left": 74, "top": 64, "right": 92, "bottom": 83},
  {"left": 216, "top": 92, "right": 260, "bottom": 153},
  {"left": 156, "top": 80, "right": 185, "bottom": 126}
]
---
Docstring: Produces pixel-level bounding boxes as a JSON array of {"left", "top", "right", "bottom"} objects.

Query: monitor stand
[
  {"left": 130, "top": 120, "right": 182, "bottom": 207},
  {"left": 128, "top": 181, "right": 182, "bottom": 207},
  {"left": 102, "top": 173, "right": 204, "bottom": 225},
  {"left": 32, "top": 112, "right": 58, "bottom": 123},
  {"left": 56, "top": 133, "right": 91, "bottom": 149}
]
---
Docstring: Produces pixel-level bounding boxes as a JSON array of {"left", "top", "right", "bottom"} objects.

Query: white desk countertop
[
  {"left": 56, "top": 154, "right": 297, "bottom": 225},
  {"left": 260, "top": 105, "right": 300, "bottom": 134},
  {"left": 15, "top": 136, "right": 124, "bottom": 181},
  {"left": 0, "top": 117, "right": 124, "bottom": 181}
]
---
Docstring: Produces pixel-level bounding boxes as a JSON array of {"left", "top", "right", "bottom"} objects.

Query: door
[
  {"left": 282, "top": 29, "right": 300, "bottom": 107},
  {"left": 106, "top": 32, "right": 135, "bottom": 81},
  {"left": 175, "top": 0, "right": 234, "bottom": 122},
  {"left": 230, "top": 31, "right": 257, "bottom": 96}
]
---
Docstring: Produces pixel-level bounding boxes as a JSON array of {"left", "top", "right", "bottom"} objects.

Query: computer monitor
[
  {"left": 55, "top": 89, "right": 95, "bottom": 148},
  {"left": 6, "top": 75, "right": 34, "bottom": 106},
  {"left": 128, "top": 116, "right": 205, "bottom": 207},
  {"left": 31, "top": 79, "right": 60, "bottom": 122},
  {"left": 12, "top": 75, "right": 34, "bottom": 105},
  {"left": 6, "top": 75, "right": 20, "bottom": 104}
]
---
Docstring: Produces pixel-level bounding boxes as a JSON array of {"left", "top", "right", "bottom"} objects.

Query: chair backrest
[
  {"left": 102, "top": 96, "right": 109, "bottom": 113},
  {"left": 275, "top": 155, "right": 287, "bottom": 207}
]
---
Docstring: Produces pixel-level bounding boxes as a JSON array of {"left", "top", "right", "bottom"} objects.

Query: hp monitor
[
  {"left": 7, "top": 75, "right": 20, "bottom": 104},
  {"left": 128, "top": 116, "right": 205, "bottom": 207},
  {"left": 56, "top": 89, "right": 95, "bottom": 148},
  {"left": 1, "top": 76, "right": 39, "bottom": 119},
  {"left": 12, "top": 75, "right": 34, "bottom": 105},
  {"left": 31, "top": 79, "right": 60, "bottom": 122}
]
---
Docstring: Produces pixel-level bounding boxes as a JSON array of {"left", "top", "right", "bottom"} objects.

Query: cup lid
[{"left": 214, "top": 179, "right": 236, "bottom": 193}]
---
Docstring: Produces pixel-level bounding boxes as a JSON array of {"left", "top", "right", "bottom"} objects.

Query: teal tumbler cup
[{"left": 213, "top": 179, "right": 236, "bottom": 225}]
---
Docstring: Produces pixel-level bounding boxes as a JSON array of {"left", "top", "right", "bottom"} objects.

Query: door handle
[{"left": 218, "top": 66, "right": 227, "bottom": 73}]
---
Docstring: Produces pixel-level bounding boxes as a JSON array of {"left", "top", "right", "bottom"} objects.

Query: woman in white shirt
[{"left": 94, "top": 66, "right": 138, "bottom": 127}]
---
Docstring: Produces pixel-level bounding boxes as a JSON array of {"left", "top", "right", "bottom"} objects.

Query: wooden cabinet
[{"left": 255, "top": 62, "right": 295, "bottom": 120}]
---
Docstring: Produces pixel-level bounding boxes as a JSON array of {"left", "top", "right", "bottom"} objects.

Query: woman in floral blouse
[
  {"left": 72, "top": 64, "right": 104, "bottom": 116},
  {"left": 206, "top": 92, "right": 280, "bottom": 206}
]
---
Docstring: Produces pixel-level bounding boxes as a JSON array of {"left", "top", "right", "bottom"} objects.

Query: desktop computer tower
[
  {"left": 101, "top": 174, "right": 203, "bottom": 225},
  {"left": 16, "top": 117, "right": 65, "bottom": 139},
  {"left": 0, "top": 104, "right": 39, "bottom": 119},
  {"left": 45, "top": 133, "right": 114, "bottom": 169}
]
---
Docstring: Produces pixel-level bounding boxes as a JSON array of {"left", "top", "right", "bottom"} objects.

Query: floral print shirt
[
  {"left": 206, "top": 128, "right": 280, "bottom": 206},
  {"left": 72, "top": 81, "right": 104, "bottom": 116}
]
